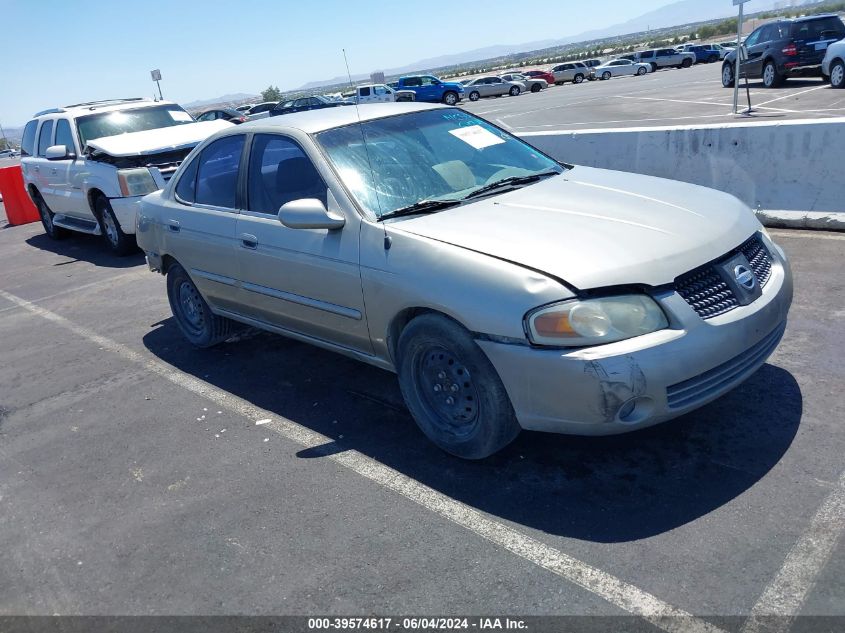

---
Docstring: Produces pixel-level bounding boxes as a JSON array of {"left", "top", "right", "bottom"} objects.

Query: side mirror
[
  {"left": 278, "top": 198, "right": 345, "bottom": 230},
  {"left": 46, "top": 145, "right": 75, "bottom": 161}
]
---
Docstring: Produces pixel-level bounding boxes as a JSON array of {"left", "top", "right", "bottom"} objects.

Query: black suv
[{"left": 722, "top": 14, "right": 845, "bottom": 88}]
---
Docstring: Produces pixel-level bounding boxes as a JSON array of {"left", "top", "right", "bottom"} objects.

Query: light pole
[{"left": 732, "top": 0, "right": 748, "bottom": 114}]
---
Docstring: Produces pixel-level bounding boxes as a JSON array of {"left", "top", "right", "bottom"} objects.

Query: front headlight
[
  {"left": 525, "top": 295, "right": 668, "bottom": 347},
  {"left": 118, "top": 168, "right": 159, "bottom": 197}
]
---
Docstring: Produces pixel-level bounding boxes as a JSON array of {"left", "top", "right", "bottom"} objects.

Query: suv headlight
[
  {"left": 525, "top": 295, "right": 668, "bottom": 347},
  {"left": 118, "top": 168, "right": 159, "bottom": 197}
]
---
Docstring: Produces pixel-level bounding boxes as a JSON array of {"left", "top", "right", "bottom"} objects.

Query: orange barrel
[{"left": 0, "top": 165, "right": 40, "bottom": 226}]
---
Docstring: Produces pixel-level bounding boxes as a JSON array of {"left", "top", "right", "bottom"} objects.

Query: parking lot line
[
  {"left": 754, "top": 85, "right": 829, "bottom": 108},
  {"left": 740, "top": 468, "right": 845, "bottom": 633},
  {"left": 769, "top": 230, "right": 845, "bottom": 241},
  {"left": 615, "top": 95, "right": 735, "bottom": 109},
  {"left": 0, "top": 287, "right": 728, "bottom": 633}
]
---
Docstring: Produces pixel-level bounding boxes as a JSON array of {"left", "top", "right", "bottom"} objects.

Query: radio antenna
[{"left": 343, "top": 48, "right": 389, "bottom": 248}]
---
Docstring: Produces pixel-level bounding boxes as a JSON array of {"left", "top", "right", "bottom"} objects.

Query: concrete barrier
[{"left": 521, "top": 117, "right": 845, "bottom": 230}]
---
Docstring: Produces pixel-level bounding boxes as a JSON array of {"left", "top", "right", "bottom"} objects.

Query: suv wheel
[
  {"left": 650, "top": 62, "right": 658, "bottom": 72},
  {"left": 166, "top": 264, "right": 235, "bottom": 348},
  {"left": 33, "top": 191, "right": 69, "bottom": 240},
  {"left": 762, "top": 60, "right": 783, "bottom": 88},
  {"left": 831, "top": 59, "right": 845, "bottom": 89},
  {"left": 573, "top": 73, "right": 584, "bottom": 84},
  {"left": 397, "top": 314, "right": 520, "bottom": 459},
  {"left": 94, "top": 195, "right": 136, "bottom": 256},
  {"left": 721, "top": 62, "right": 735, "bottom": 87}
]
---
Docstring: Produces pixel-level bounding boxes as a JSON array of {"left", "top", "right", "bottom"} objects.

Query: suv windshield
[
  {"left": 76, "top": 104, "right": 194, "bottom": 146},
  {"left": 315, "top": 109, "right": 563, "bottom": 219}
]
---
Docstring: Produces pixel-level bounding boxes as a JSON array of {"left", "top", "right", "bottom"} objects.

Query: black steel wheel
[{"left": 166, "top": 264, "right": 235, "bottom": 348}]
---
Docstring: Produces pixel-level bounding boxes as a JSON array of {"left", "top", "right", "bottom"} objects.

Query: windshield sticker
[
  {"left": 448, "top": 125, "right": 506, "bottom": 149},
  {"left": 169, "top": 110, "right": 194, "bottom": 122}
]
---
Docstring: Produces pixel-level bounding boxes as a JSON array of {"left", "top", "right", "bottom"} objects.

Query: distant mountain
[
  {"left": 182, "top": 92, "right": 260, "bottom": 109},
  {"left": 297, "top": 0, "right": 787, "bottom": 90}
]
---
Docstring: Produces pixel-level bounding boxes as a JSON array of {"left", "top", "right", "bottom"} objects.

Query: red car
[{"left": 523, "top": 70, "right": 556, "bottom": 85}]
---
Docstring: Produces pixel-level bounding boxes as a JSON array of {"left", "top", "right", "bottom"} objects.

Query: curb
[{"left": 756, "top": 210, "right": 845, "bottom": 232}]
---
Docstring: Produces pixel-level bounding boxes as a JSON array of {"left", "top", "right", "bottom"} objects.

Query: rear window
[
  {"left": 21, "top": 120, "right": 37, "bottom": 157},
  {"left": 791, "top": 16, "right": 845, "bottom": 40}
]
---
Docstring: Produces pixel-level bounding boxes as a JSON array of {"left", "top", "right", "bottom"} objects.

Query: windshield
[
  {"left": 76, "top": 104, "right": 195, "bottom": 146},
  {"left": 315, "top": 109, "right": 563, "bottom": 219}
]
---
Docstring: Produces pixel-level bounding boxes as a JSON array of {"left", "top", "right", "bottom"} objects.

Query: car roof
[
  {"left": 235, "top": 102, "right": 444, "bottom": 134},
  {"left": 32, "top": 98, "right": 174, "bottom": 119}
]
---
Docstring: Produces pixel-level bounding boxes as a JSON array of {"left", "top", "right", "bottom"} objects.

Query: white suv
[{"left": 20, "top": 98, "right": 230, "bottom": 254}]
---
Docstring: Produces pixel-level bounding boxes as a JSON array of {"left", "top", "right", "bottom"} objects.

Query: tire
[
  {"left": 94, "top": 195, "right": 136, "bottom": 256},
  {"left": 469, "top": 91, "right": 480, "bottom": 102},
  {"left": 721, "top": 62, "right": 735, "bottom": 87},
  {"left": 681, "top": 58, "right": 692, "bottom": 68},
  {"left": 397, "top": 314, "right": 521, "bottom": 460},
  {"left": 636, "top": 66, "right": 647, "bottom": 75},
  {"left": 530, "top": 83, "right": 541, "bottom": 93},
  {"left": 650, "top": 62, "right": 658, "bottom": 72},
  {"left": 508, "top": 85, "right": 520, "bottom": 96},
  {"left": 708, "top": 55, "right": 719, "bottom": 64},
  {"left": 762, "top": 60, "right": 783, "bottom": 88},
  {"left": 573, "top": 73, "right": 584, "bottom": 84},
  {"left": 166, "top": 264, "right": 235, "bottom": 348},
  {"left": 601, "top": 71, "right": 611, "bottom": 80},
  {"left": 442, "top": 91, "right": 458, "bottom": 106},
  {"left": 555, "top": 81, "right": 563, "bottom": 86},
  {"left": 830, "top": 59, "right": 845, "bottom": 89},
  {"left": 33, "top": 190, "right": 69, "bottom": 240}
]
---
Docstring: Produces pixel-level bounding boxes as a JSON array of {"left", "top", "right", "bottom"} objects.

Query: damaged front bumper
[{"left": 477, "top": 242, "right": 793, "bottom": 436}]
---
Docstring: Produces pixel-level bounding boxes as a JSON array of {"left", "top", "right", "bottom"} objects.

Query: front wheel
[
  {"left": 95, "top": 195, "right": 136, "bottom": 256},
  {"left": 636, "top": 66, "right": 646, "bottom": 76},
  {"left": 573, "top": 74, "right": 584, "bottom": 84},
  {"left": 397, "top": 314, "right": 521, "bottom": 460},
  {"left": 530, "top": 83, "right": 541, "bottom": 93},
  {"left": 442, "top": 91, "right": 458, "bottom": 106},
  {"left": 166, "top": 264, "right": 235, "bottom": 348},
  {"left": 721, "top": 62, "right": 735, "bottom": 87},
  {"left": 509, "top": 85, "right": 520, "bottom": 96},
  {"left": 469, "top": 91, "right": 480, "bottom": 102},
  {"left": 601, "top": 71, "right": 611, "bottom": 80},
  {"left": 681, "top": 58, "right": 692, "bottom": 68},
  {"left": 831, "top": 60, "right": 845, "bottom": 88}
]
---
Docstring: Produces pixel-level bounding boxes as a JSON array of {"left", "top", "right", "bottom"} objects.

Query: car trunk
[{"left": 791, "top": 17, "right": 845, "bottom": 66}]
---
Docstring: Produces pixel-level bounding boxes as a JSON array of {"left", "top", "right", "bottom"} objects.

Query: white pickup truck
[{"left": 349, "top": 84, "right": 415, "bottom": 103}]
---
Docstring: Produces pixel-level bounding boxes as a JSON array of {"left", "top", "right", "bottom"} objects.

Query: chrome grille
[
  {"left": 666, "top": 321, "right": 785, "bottom": 409},
  {"left": 675, "top": 235, "right": 772, "bottom": 320}
]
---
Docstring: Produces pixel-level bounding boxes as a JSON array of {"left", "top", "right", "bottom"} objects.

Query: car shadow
[
  {"left": 25, "top": 233, "right": 145, "bottom": 269},
  {"left": 143, "top": 321, "right": 802, "bottom": 543}
]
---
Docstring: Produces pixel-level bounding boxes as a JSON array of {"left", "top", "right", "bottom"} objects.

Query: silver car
[
  {"left": 500, "top": 73, "right": 548, "bottom": 93},
  {"left": 461, "top": 76, "right": 526, "bottom": 101},
  {"left": 137, "top": 103, "right": 793, "bottom": 459}
]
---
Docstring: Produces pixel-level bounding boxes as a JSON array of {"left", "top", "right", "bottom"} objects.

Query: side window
[
  {"left": 247, "top": 134, "right": 327, "bottom": 215},
  {"left": 359, "top": 87, "right": 371, "bottom": 96},
  {"left": 175, "top": 155, "right": 200, "bottom": 203},
  {"left": 744, "top": 28, "right": 762, "bottom": 47},
  {"left": 54, "top": 119, "right": 75, "bottom": 152},
  {"left": 37, "top": 120, "right": 54, "bottom": 156},
  {"left": 21, "top": 121, "right": 37, "bottom": 157},
  {"left": 294, "top": 98, "right": 309, "bottom": 107},
  {"left": 195, "top": 135, "right": 245, "bottom": 209},
  {"left": 404, "top": 77, "right": 421, "bottom": 87},
  {"left": 374, "top": 85, "right": 386, "bottom": 96}
]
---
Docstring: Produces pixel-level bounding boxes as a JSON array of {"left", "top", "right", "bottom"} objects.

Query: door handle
[
  {"left": 50, "top": 168, "right": 58, "bottom": 175},
  {"left": 167, "top": 219, "right": 180, "bottom": 233},
  {"left": 240, "top": 233, "right": 258, "bottom": 249},
  {"left": 33, "top": 166, "right": 40, "bottom": 172}
]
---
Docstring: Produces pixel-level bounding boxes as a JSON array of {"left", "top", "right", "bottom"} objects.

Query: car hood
[
  {"left": 85, "top": 120, "right": 232, "bottom": 157},
  {"left": 394, "top": 166, "right": 761, "bottom": 289}
]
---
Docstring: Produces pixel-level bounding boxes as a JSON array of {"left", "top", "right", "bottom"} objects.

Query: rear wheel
[
  {"left": 442, "top": 91, "right": 458, "bottom": 106},
  {"left": 94, "top": 195, "right": 135, "bottom": 256},
  {"left": 721, "top": 62, "right": 735, "bottom": 87},
  {"left": 708, "top": 54, "right": 719, "bottom": 64},
  {"left": 762, "top": 60, "right": 783, "bottom": 88},
  {"left": 33, "top": 190, "right": 69, "bottom": 240},
  {"left": 166, "top": 264, "right": 235, "bottom": 348},
  {"left": 830, "top": 59, "right": 845, "bottom": 89},
  {"left": 530, "top": 83, "right": 541, "bottom": 92},
  {"left": 650, "top": 62, "right": 658, "bottom": 72},
  {"left": 573, "top": 73, "right": 584, "bottom": 84},
  {"left": 397, "top": 314, "right": 521, "bottom": 459}
]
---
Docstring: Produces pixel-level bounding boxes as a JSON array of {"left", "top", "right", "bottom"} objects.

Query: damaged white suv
[{"left": 20, "top": 98, "right": 230, "bottom": 254}]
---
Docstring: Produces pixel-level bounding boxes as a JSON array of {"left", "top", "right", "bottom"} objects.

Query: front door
[{"left": 235, "top": 133, "right": 371, "bottom": 353}]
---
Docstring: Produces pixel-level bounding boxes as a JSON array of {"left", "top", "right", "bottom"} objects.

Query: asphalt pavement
[
  {"left": 461, "top": 62, "right": 845, "bottom": 132},
  {"left": 0, "top": 207, "right": 843, "bottom": 627}
]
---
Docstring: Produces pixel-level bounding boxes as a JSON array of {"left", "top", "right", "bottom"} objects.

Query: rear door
[
  {"left": 32, "top": 119, "right": 56, "bottom": 209},
  {"left": 49, "top": 118, "right": 89, "bottom": 219},
  {"left": 161, "top": 133, "right": 245, "bottom": 312},
  {"left": 234, "top": 133, "right": 371, "bottom": 352}
]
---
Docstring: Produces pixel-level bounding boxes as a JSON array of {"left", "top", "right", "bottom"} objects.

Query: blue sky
[{"left": 4, "top": 0, "right": 701, "bottom": 126}]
